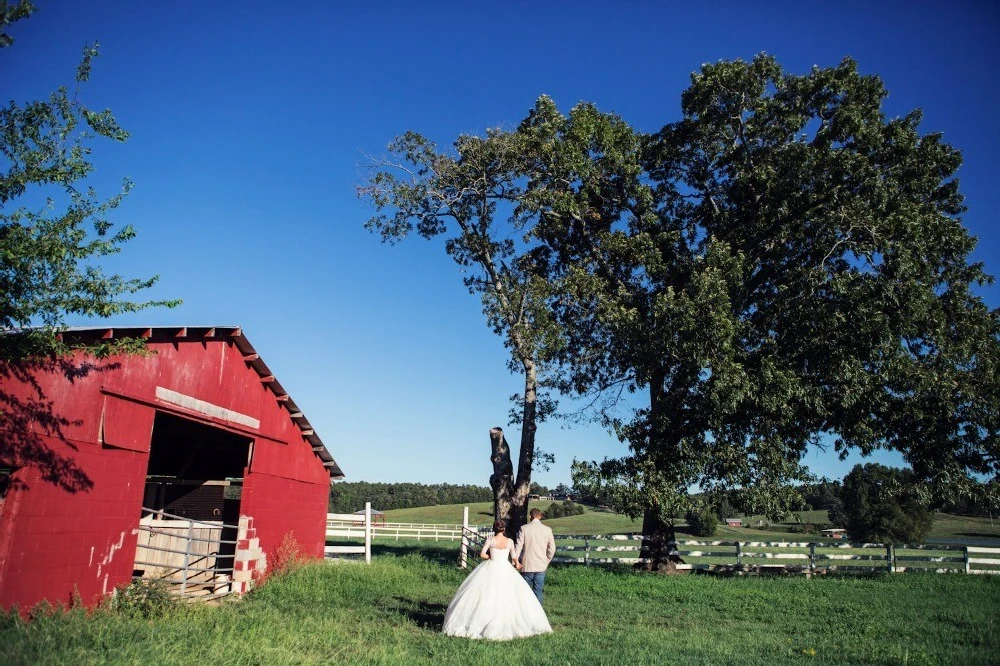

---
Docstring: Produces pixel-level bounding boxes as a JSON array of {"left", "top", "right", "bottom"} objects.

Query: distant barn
[{"left": 0, "top": 326, "right": 344, "bottom": 610}]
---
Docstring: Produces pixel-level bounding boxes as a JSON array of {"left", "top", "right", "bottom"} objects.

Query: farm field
[
  {"left": 380, "top": 502, "right": 1000, "bottom": 543},
  {"left": 3, "top": 543, "right": 997, "bottom": 666}
]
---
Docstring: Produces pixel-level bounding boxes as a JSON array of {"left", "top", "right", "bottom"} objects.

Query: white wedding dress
[{"left": 442, "top": 537, "right": 553, "bottom": 641}]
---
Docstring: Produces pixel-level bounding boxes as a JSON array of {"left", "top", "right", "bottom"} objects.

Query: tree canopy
[
  {"left": 1, "top": 1, "right": 177, "bottom": 362},
  {"left": 522, "top": 56, "right": 999, "bottom": 525},
  {"left": 359, "top": 127, "right": 561, "bottom": 533},
  {"left": 1, "top": 2, "right": 177, "bottom": 492},
  {"left": 363, "top": 54, "right": 999, "bottom": 548}
]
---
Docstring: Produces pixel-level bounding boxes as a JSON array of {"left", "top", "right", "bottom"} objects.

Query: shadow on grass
[
  {"left": 954, "top": 531, "right": 1000, "bottom": 540},
  {"left": 391, "top": 596, "right": 447, "bottom": 631},
  {"left": 371, "top": 542, "right": 459, "bottom": 566}
]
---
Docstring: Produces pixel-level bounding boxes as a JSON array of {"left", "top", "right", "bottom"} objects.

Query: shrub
[
  {"left": 272, "top": 532, "right": 307, "bottom": 575},
  {"left": 685, "top": 508, "right": 719, "bottom": 537},
  {"left": 253, "top": 532, "right": 308, "bottom": 588},
  {"left": 545, "top": 500, "right": 585, "bottom": 519},
  {"left": 108, "top": 579, "right": 176, "bottom": 619},
  {"left": 833, "top": 463, "right": 933, "bottom": 544}
]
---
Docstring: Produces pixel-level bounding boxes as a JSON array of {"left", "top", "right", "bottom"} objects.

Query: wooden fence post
[
  {"left": 809, "top": 543, "right": 816, "bottom": 573},
  {"left": 365, "top": 502, "right": 372, "bottom": 564},
  {"left": 964, "top": 545, "right": 970, "bottom": 574},
  {"left": 585, "top": 538, "right": 590, "bottom": 567},
  {"left": 736, "top": 541, "right": 742, "bottom": 566},
  {"left": 460, "top": 506, "right": 469, "bottom": 570},
  {"left": 886, "top": 543, "right": 894, "bottom": 573}
]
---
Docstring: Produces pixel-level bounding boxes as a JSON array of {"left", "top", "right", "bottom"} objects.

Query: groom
[{"left": 513, "top": 508, "right": 556, "bottom": 604}]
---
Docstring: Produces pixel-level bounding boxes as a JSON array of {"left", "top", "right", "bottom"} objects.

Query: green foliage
[
  {"left": 329, "top": 481, "right": 493, "bottom": 513},
  {"left": 359, "top": 118, "right": 568, "bottom": 530},
  {"left": 517, "top": 55, "right": 998, "bottom": 526},
  {"left": 544, "top": 500, "right": 585, "bottom": 519},
  {"left": 800, "top": 479, "right": 844, "bottom": 512},
  {"left": 713, "top": 496, "right": 736, "bottom": 522},
  {"left": 529, "top": 481, "right": 550, "bottom": 496},
  {"left": 106, "top": 579, "right": 176, "bottom": 619},
  {"left": 0, "top": 8, "right": 178, "bottom": 362},
  {"left": 830, "top": 463, "right": 934, "bottom": 544},
  {"left": 0, "top": 1, "right": 32, "bottom": 48},
  {"left": 685, "top": 507, "right": 719, "bottom": 537}
]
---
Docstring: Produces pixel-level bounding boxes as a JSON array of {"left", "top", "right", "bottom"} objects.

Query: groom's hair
[
  {"left": 529, "top": 508, "right": 542, "bottom": 520},
  {"left": 493, "top": 518, "right": 506, "bottom": 535}
]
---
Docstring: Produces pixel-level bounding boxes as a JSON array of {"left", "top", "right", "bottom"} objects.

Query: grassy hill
[{"left": 381, "top": 502, "right": 1000, "bottom": 542}]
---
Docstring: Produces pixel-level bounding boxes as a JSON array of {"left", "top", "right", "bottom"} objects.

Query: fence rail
[
  {"left": 327, "top": 506, "right": 1000, "bottom": 577},
  {"left": 325, "top": 517, "right": 474, "bottom": 542},
  {"left": 548, "top": 534, "right": 1000, "bottom": 575},
  {"left": 325, "top": 504, "right": 372, "bottom": 562}
]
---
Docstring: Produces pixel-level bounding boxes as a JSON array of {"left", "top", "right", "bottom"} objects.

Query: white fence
[
  {"left": 325, "top": 503, "right": 372, "bottom": 562},
  {"left": 371, "top": 522, "right": 467, "bottom": 540},
  {"left": 328, "top": 506, "right": 1000, "bottom": 576},
  {"left": 547, "top": 535, "right": 1000, "bottom": 575},
  {"left": 325, "top": 505, "right": 468, "bottom": 561}
]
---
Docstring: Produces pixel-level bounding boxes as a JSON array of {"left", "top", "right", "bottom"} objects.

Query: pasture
[{"left": 3, "top": 542, "right": 997, "bottom": 666}]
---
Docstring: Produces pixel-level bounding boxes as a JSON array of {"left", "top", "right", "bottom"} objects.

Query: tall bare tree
[{"left": 359, "top": 130, "right": 560, "bottom": 533}]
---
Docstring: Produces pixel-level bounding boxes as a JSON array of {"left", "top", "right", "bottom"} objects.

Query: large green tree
[
  {"left": 358, "top": 130, "right": 561, "bottom": 533},
  {"left": 359, "top": 55, "right": 999, "bottom": 558},
  {"left": 1, "top": 2, "right": 177, "bottom": 490},
  {"left": 524, "top": 56, "right": 999, "bottom": 563}
]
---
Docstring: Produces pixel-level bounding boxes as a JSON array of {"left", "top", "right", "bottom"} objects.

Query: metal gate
[{"left": 133, "top": 507, "right": 239, "bottom": 600}]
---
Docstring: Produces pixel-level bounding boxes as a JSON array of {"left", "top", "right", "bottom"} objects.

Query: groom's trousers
[{"left": 522, "top": 571, "right": 546, "bottom": 604}]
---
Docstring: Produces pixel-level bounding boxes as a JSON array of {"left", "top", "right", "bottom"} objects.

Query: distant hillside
[{"left": 328, "top": 481, "right": 492, "bottom": 513}]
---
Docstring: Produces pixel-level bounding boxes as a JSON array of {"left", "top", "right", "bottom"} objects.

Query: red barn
[{"left": 0, "top": 326, "right": 343, "bottom": 611}]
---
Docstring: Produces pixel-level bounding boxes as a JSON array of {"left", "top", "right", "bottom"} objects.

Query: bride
[{"left": 442, "top": 518, "right": 553, "bottom": 641}]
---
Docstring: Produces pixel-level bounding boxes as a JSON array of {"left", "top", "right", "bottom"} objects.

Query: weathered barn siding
[
  {"left": 0, "top": 327, "right": 340, "bottom": 611},
  {"left": 0, "top": 435, "right": 147, "bottom": 608}
]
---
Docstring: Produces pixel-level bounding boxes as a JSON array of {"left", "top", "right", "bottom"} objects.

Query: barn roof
[{"left": 57, "top": 325, "right": 345, "bottom": 480}]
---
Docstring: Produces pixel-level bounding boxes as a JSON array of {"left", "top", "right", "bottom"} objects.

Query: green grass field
[
  {"left": 4, "top": 543, "right": 997, "bottom": 666},
  {"left": 381, "top": 502, "right": 1000, "bottom": 543}
]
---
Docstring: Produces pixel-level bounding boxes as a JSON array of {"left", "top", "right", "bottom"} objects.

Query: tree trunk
[
  {"left": 638, "top": 365, "right": 679, "bottom": 570},
  {"left": 489, "top": 426, "right": 515, "bottom": 527},
  {"left": 489, "top": 360, "right": 539, "bottom": 538},
  {"left": 638, "top": 506, "right": 678, "bottom": 571}
]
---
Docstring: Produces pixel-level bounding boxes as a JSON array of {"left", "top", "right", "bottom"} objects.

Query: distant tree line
[
  {"left": 799, "top": 474, "right": 997, "bottom": 519},
  {"left": 328, "top": 482, "right": 494, "bottom": 513}
]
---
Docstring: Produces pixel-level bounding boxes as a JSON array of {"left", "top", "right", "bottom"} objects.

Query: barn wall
[
  {"left": 241, "top": 472, "right": 328, "bottom": 559},
  {"left": 0, "top": 334, "right": 333, "bottom": 610},
  {"left": 0, "top": 433, "right": 147, "bottom": 610}
]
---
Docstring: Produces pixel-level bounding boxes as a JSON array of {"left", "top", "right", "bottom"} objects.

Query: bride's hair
[{"left": 493, "top": 519, "right": 506, "bottom": 535}]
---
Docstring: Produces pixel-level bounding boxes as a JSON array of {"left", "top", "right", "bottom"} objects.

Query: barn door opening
[{"left": 134, "top": 412, "right": 252, "bottom": 595}]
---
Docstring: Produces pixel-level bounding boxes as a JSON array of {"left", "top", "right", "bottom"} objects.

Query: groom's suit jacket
[{"left": 514, "top": 519, "right": 556, "bottom": 573}]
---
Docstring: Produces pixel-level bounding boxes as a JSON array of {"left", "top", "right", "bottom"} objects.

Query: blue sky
[{"left": 4, "top": 1, "right": 998, "bottom": 488}]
